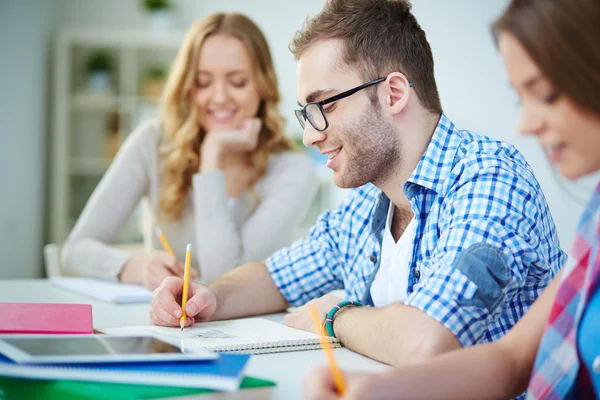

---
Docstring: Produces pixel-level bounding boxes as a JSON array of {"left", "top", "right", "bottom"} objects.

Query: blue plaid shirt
[{"left": 267, "top": 114, "right": 566, "bottom": 346}]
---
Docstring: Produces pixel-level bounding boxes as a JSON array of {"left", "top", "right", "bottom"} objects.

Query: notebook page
[
  {"left": 102, "top": 318, "right": 340, "bottom": 353},
  {"left": 50, "top": 277, "right": 153, "bottom": 304}
]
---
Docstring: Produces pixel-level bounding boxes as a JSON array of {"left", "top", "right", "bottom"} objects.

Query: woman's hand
[
  {"left": 119, "top": 251, "right": 198, "bottom": 290},
  {"left": 200, "top": 118, "right": 262, "bottom": 172},
  {"left": 303, "top": 366, "right": 395, "bottom": 400}
]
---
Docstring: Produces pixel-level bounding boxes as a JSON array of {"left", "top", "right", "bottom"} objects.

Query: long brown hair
[
  {"left": 158, "top": 13, "right": 295, "bottom": 223},
  {"left": 493, "top": 0, "right": 600, "bottom": 116},
  {"left": 290, "top": 0, "right": 442, "bottom": 114}
]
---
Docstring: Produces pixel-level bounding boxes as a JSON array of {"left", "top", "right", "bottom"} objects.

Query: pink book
[{"left": 0, "top": 303, "right": 93, "bottom": 334}]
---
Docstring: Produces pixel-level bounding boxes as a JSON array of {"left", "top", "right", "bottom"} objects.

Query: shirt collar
[
  {"left": 405, "top": 113, "right": 461, "bottom": 199},
  {"left": 371, "top": 114, "right": 460, "bottom": 237}
]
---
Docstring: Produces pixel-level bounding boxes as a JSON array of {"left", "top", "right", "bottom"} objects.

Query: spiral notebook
[{"left": 101, "top": 318, "right": 341, "bottom": 355}]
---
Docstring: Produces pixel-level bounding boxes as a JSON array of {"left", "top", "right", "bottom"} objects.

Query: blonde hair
[{"left": 157, "top": 13, "right": 295, "bottom": 223}]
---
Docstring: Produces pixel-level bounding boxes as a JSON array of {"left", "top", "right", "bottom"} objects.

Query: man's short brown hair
[{"left": 290, "top": 0, "right": 442, "bottom": 114}]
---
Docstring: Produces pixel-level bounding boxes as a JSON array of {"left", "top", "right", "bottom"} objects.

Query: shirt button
[
  {"left": 593, "top": 356, "right": 600, "bottom": 374},
  {"left": 414, "top": 270, "right": 421, "bottom": 280},
  {"left": 369, "top": 255, "right": 377, "bottom": 263}
]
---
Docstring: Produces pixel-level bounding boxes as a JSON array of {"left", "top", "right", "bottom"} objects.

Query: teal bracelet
[{"left": 324, "top": 300, "right": 364, "bottom": 338}]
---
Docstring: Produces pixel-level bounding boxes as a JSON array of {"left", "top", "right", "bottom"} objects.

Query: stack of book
[
  {"left": 0, "top": 303, "right": 275, "bottom": 399},
  {"left": 0, "top": 353, "right": 274, "bottom": 400},
  {"left": 0, "top": 302, "right": 341, "bottom": 399},
  {"left": 0, "top": 376, "right": 275, "bottom": 400}
]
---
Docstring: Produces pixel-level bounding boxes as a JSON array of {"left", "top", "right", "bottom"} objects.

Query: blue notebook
[{"left": 0, "top": 353, "right": 249, "bottom": 392}]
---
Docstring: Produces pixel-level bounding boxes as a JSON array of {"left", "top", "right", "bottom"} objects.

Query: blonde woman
[{"left": 62, "top": 13, "right": 318, "bottom": 289}]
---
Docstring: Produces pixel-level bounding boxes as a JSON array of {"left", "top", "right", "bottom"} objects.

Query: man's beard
[{"left": 334, "top": 103, "right": 402, "bottom": 188}]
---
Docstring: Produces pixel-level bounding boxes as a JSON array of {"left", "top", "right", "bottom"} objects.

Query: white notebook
[
  {"left": 101, "top": 318, "right": 341, "bottom": 355},
  {"left": 50, "top": 277, "right": 153, "bottom": 304}
]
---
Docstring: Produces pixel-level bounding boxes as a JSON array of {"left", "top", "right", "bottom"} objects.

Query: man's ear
[{"left": 383, "top": 72, "right": 411, "bottom": 116}]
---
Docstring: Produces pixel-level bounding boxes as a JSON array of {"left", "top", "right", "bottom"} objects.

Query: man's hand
[
  {"left": 150, "top": 276, "right": 217, "bottom": 327},
  {"left": 284, "top": 293, "right": 343, "bottom": 333}
]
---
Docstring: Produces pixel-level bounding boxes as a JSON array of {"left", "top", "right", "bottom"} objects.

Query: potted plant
[
  {"left": 141, "top": 0, "right": 174, "bottom": 31},
  {"left": 85, "top": 52, "right": 114, "bottom": 93},
  {"left": 104, "top": 112, "right": 121, "bottom": 160},
  {"left": 142, "top": 65, "right": 168, "bottom": 97}
]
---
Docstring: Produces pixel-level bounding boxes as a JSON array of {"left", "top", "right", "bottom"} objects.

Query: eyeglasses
[{"left": 294, "top": 77, "right": 414, "bottom": 132}]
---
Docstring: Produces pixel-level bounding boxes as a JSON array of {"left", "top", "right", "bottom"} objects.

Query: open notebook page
[{"left": 101, "top": 318, "right": 340, "bottom": 354}]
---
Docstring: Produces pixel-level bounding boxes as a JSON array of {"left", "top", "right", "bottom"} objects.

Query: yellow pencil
[
  {"left": 155, "top": 227, "right": 175, "bottom": 256},
  {"left": 307, "top": 305, "right": 346, "bottom": 396},
  {"left": 180, "top": 243, "right": 192, "bottom": 331}
]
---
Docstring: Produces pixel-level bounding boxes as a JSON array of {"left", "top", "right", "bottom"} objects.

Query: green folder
[{"left": 0, "top": 376, "right": 275, "bottom": 400}]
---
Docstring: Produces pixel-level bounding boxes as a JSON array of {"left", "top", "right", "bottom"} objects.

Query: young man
[{"left": 150, "top": 0, "right": 565, "bottom": 367}]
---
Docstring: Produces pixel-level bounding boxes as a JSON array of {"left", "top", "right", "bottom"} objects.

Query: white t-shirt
[{"left": 370, "top": 202, "right": 417, "bottom": 307}]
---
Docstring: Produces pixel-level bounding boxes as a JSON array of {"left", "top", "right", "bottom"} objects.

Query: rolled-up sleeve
[
  {"left": 265, "top": 186, "right": 376, "bottom": 306},
  {"left": 266, "top": 210, "right": 345, "bottom": 306},
  {"left": 405, "top": 160, "right": 547, "bottom": 346}
]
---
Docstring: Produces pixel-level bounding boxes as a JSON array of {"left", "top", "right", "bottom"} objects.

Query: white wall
[{"left": 0, "top": 0, "right": 55, "bottom": 278}]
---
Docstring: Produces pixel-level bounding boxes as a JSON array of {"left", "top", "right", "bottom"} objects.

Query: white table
[{"left": 0, "top": 279, "right": 388, "bottom": 399}]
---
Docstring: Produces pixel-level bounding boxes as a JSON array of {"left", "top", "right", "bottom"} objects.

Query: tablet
[{"left": 0, "top": 335, "right": 219, "bottom": 364}]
